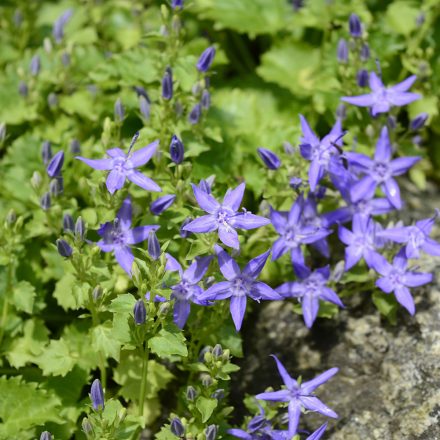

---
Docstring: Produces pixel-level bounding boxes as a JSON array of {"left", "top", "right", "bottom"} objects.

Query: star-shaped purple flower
[
  {"left": 341, "top": 72, "right": 421, "bottom": 116},
  {"left": 377, "top": 213, "right": 440, "bottom": 259},
  {"left": 165, "top": 253, "right": 213, "bottom": 328},
  {"left": 76, "top": 134, "right": 161, "bottom": 194},
  {"left": 270, "top": 194, "right": 331, "bottom": 266},
  {"left": 256, "top": 355, "right": 338, "bottom": 436},
  {"left": 338, "top": 214, "right": 384, "bottom": 271},
  {"left": 182, "top": 182, "right": 270, "bottom": 250},
  {"left": 299, "top": 115, "right": 344, "bottom": 191},
  {"left": 372, "top": 248, "right": 432, "bottom": 315},
  {"left": 345, "top": 126, "right": 420, "bottom": 209},
  {"left": 97, "top": 197, "right": 159, "bottom": 275},
  {"left": 277, "top": 264, "right": 344, "bottom": 328},
  {"left": 199, "top": 245, "right": 280, "bottom": 331}
]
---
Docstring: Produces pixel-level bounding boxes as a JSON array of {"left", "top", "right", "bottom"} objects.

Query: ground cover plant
[{"left": 1, "top": 0, "right": 440, "bottom": 439}]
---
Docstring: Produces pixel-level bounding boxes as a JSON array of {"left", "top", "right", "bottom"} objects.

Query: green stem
[
  {"left": 0, "top": 263, "right": 14, "bottom": 347},
  {"left": 138, "top": 342, "right": 150, "bottom": 417}
]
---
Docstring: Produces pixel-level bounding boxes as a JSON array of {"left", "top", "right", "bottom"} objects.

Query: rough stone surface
[{"left": 234, "top": 183, "right": 440, "bottom": 440}]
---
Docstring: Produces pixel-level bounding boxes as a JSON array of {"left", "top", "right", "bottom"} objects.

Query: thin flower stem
[
  {"left": 138, "top": 342, "right": 150, "bottom": 417},
  {"left": 0, "top": 263, "right": 14, "bottom": 347}
]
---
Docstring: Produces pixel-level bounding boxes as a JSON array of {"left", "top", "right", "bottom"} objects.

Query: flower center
[
  {"left": 372, "top": 161, "right": 390, "bottom": 181},
  {"left": 231, "top": 276, "right": 250, "bottom": 297},
  {"left": 408, "top": 226, "right": 425, "bottom": 248}
]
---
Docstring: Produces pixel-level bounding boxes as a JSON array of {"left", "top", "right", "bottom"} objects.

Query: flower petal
[
  {"left": 126, "top": 225, "right": 160, "bottom": 244},
  {"left": 106, "top": 169, "right": 126, "bottom": 194},
  {"left": 403, "top": 272, "right": 432, "bottom": 287},
  {"left": 389, "top": 157, "right": 420, "bottom": 176},
  {"left": 76, "top": 156, "right": 113, "bottom": 170},
  {"left": 383, "top": 178, "right": 401, "bottom": 209},
  {"left": 394, "top": 286, "right": 415, "bottom": 315},
  {"left": 341, "top": 94, "right": 375, "bottom": 107},
  {"left": 272, "top": 237, "right": 289, "bottom": 260},
  {"left": 214, "top": 245, "right": 241, "bottom": 280},
  {"left": 391, "top": 75, "right": 417, "bottom": 92},
  {"left": 299, "top": 114, "right": 320, "bottom": 146},
  {"left": 251, "top": 281, "right": 281, "bottom": 300},
  {"left": 320, "top": 287, "right": 344, "bottom": 308},
  {"left": 127, "top": 170, "right": 161, "bottom": 192},
  {"left": 219, "top": 226, "right": 239, "bottom": 249},
  {"left": 374, "top": 126, "right": 392, "bottom": 161},
  {"left": 183, "top": 256, "right": 213, "bottom": 284},
  {"left": 183, "top": 215, "right": 218, "bottom": 233},
  {"left": 270, "top": 354, "right": 297, "bottom": 389},
  {"left": 243, "top": 250, "right": 270, "bottom": 278},
  {"left": 230, "top": 213, "right": 270, "bottom": 230},
  {"left": 301, "top": 367, "right": 339, "bottom": 394},
  {"left": 369, "top": 72, "right": 384, "bottom": 91},
  {"left": 255, "top": 389, "right": 290, "bottom": 402},
  {"left": 302, "top": 294, "right": 320, "bottom": 328},
  {"left": 129, "top": 140, "right": 159, "bottom": 167},
  {"left": 287, "top": 401, "right": 301, "bottom": 438},
  {"left": 223, "top": 182, "right": 245, "bottom": 211},
  {"left": 350, "top": 176, "right": 377, "bottom": 203},
  {"left": 191, "top": 183, "right": 220, "bottom": 214},
  {"left": 200, "top": 281, "right": 232, "bottom": 301},
  {"left": 230, "top": 295, "right": 247, "bottom": 330},
  {"left": 299, "top": 396, "right": 338, "bottom": 418},
  {"left": 306, "top": 423, "right": 328, "bottom": 440},
  {"left": 165, "top": 253, "right": 183, "bottom": 276},
  {"left": 173, "top": 300, "right": 191, "bottom": 328},
  {"left": 114, "top": 246, "right": 134, "bottom": 275}
]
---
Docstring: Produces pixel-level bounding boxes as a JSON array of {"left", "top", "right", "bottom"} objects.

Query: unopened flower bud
[
  {"left": 197, "top": 47, "right": 216, "bottom": 73},
  {"left": 139, "top": 95, "right": 150, "bottom": 120},
  {"left": 82, "top": 417, "right": 93, "bottom": 434},
  {"left": 47, "top": 151, "right": 64, "bottom": 177},
  {"left": 283, "top": 141, "right": 295, "bottom": 155},
  {"left": 158, "top": 301, "right": 170, "bottom": 315},
  {"left": 257, "top": 147, "right": 281, "bottom": 170},
  {"left": 188, "top": 103, "right": 201, "bottom": 125},
  {"left": 30, "top": 55, "right": 41, "bottom": 76},
  {"left": 70, "top": 139, "right": 81, "bottom": 154},
  {"left": 349, "top": 13, "right": 362, "bottom": 38},
  {"left": 212, "top": 344, "right": 223, "bottom": 358},
  {"left": 31, "top": 171, "right": 42, "bottom": 190},
  {"left": 49, "top": 177, "right": 64, "bottom": 196},
  {"left": 360, "top": 43, "right": 370, "bottom": 62},
  {"left": 134, "top": 86, "right": 150, "bottom": 101},
  {"left": 410, "top": 112, "right": 428, "bottom": 131},
  {"left": 40, "top": 432, "right": 52, "bottom": 440},
  {"left": 114, "top": 98, "right": 125, "bottom": 122},
  {"left": 205, "top": 425, "right": 218, "bottom": 440},
  {"left": 56, "top": 239, "right": 73, "bottom": 257},
  {"left": 40, "top": 192, "right": 51, "bottom": 210},
  {"left": 63, "top": 213, "right": 74, "bottom": 232},
  {"left": 336, "top": 103, "right": 346, "bottom": 119},
  {"left": 162, "top": 68, "right": 173, "bottom": 100},
  {"left": 170, "top": 417, "right": 185, "bottom": 437},
  {"left": 357, "top": 69, "right": 369, "bottom": 87},
  {"left": 53, "top": 8, "right": 73, "bottom": 43},
  {"left": 90, "top": 379, "right": 105, "bottom": 410},
  {"left": 211, "top": 389, "right": 224, "bottom": 400},
  {"left": 43, "top": 37, "right": 53, "bottom": 53},
  {"left": 19, "top": 81, "right": 28, "bottom": 97},
  {"left": 133, "top": 299, "right": 147, "bottom": 325},
  {"left": 180, "top": 218, "right": 192, "bottom": 238},
  {"left": 92, "top": 286, "right": 103, "bottom": 301},
  {"left": 172, "top": 0, "right": 184, "bottom": 9},
  {"left": 337, "top": 39, "right": 348, "bottom": 63},
  {"left": 0, "top": 122, "right": 6, "bottom": 144},
  {"left": 201, "top": 374, "right": 213, "bottom": 387},
  {"left": 61, "top": 52, "right": 70, "bottom": 66},
  {"left": 170, "top": 135, "right": 184, "bottom": 164},
  {"left": 150, "top": 195, "right": 176, "bottom": 215},
  {"left": 186, "top": 386, "right": 197, "bottom": 401},
  {"left": 47, "top": 92, "right": 58, "bottom": 108},
  {"left": 41, "top": 141, "right": 52, "bottom": 164},
  {"left": 148, "top": 231, "right": 161, "bottom": 260},
  {"left": 201, "top": 89, "right": 211, "bottom": 109},
  {"left": 75, "top": 216, "right": 85, "bottom": 240}
]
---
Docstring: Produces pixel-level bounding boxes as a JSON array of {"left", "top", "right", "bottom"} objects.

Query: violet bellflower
[
  {"left": 341, "top": 72, "right": 421, "bottom": 116},
  {"left": 182, "top": 182, "right": 270, "bottom": 250},
  {"left": 372, "top": 248, "right": 433, "bottom": 315},
  {"left": 277, "top": 264, "right": 344, "bottom": 328},
  {"left": 270, "top": 194, "right": 331, "bottom": 267},
  {"left": 90, "top": 379, "right": 104, "bottom": 410},
  {"left": 76, "top": 133, "right": 161, "bottom": 194},
  {"left": 97, "top": 197, "right": 159, "bottom": 275},
  {"left": 256, "top": 355, "right": 338, "bottom": 436},
  {"left": 228, "top": 411, "right": 275, "bottom": 440},
  {"left": 197, "top": 47, "right": 216, "bottom": 73},
  {"left": 199, "top": 245, "right": 281, "bottom": 331},
  {"left": 345, "top": 126, "right": 420, "bottom": 209},
  {"left": 338, "top": 214, "right": 384, "bottom": 270},
  {"left": 164, "top": 253, "right": 213, "bottom": 328},
  {"left": 299, "top": 115, "right": 344, "bottom": 191},
  {"left": 257, "top": 148, "right": 281, "bottom": 170},
  {"left": 376, "top": 213, "right": 440, "bottom": 259}
]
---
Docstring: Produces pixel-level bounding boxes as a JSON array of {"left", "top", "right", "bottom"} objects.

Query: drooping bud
[
  {"left": 257, "top": 147, "right": 281, "bottom": 170},
  {"left": 139, "top": 96, "right": 150, "bottom": 120},
  {"left": 148, "top": 230, "right": 161, "bottom": 260},
  {"left": 170, "top": 417, "right": 185, "bottom": 437},
  {"left": 70, "top": 139, "right": 81, "bottom": 154},
  {"left": 19, "top": 81, "right": 28, "bottom": 97},
  {"left": 196, "top": 47, "right": 216, "bottom": 73},
  {"left": 133, "top": 86, "right": 150, "bottom": 101},
  {"left": 30, "top": 55, "right": 41, "bottom": 76},
  {"left": 169, "top": 135, "right": 184, "bottom": 164},
  {"left": 75, "top": 216, "right": 86, "bottom": 240},
  {"left": 201, "top": 89, "right": 211, "bottom": 109},
  {"left": 410, "top": 112, "right": 428, "bottom": 131},
  {"left": 6, "top": 210, "right": 17, "bottom": 224},
  {"left": 162, "top": 67, "right": 173, "bottom": 100},
  {"left": 150, "top": 195, "right": 176, "bottom": 215},
  {"left": 47, "top": 151, "right": 64, "bottom": 177},
  {"left": 201, "top": 374, "right": 213, "bottom": 387},
  {"left": 90, "top": 379, "right": 105, "bottom": 410},
  {"left": 211, "top": 389, "right": 225, "bottom": 400},
  {"left": 186, "top": 386, "right": 197, "bottom": 401},
  {"left": 337, "top": 39, "right": 348, "bottom": 63},
  {"left": 40, "top": 192, "right": 51, "bottom": 210},
  {"left": 41, "top": 141, "right": 52, "bottom": 164},
  {"left": 188, "top": 103, "right": 201, "bottom": 125},
  {"left": 114, "top": 98, "right": 125, "bottom": 122},
  {"left": 349, "top": 13, "right": 362, "bottom": 38},
  {"left": 205, "top": 425, "right": 218, "bottom": 440},
  {"left": 387, "top": 115, "right": 397, "bottom": 131},
  {"left": 56, "top": 239, "right": 73, "bottom": 257},
  {"left": 360, "top": 43, "right": 370, "bottom": 62},
  {"left": 133, "top": 299, "right": 147, "bottom": 325},
  {"left": 40, "top": 432, "right": 52, "bottom": 440},
  {"left": 356, "top": 69, "right": 369, "bottom": 87}
]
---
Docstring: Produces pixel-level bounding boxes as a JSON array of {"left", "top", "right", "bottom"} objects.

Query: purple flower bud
[
  {"left": 81, "top": 418, "right": 93, "bottom": 434},
  {"left": 150, "top": 195, "right": 176, "bottom": 215},
  {"left": 49, "top": 177, "right": 64, "bottom": 196},
  {"left": 412, "top": 135, "right": 422, "bottom": 146},
  {"left": 212, "top": 344, "right": 223, "bottom": 357},
  {"left": 63, "top": 213, "right": 74, "bottom": 232},
  {"left": 248, "top": 415, "right": 266, "bottom": 431},
  {"left": 70, "top": 139, "right": 81, "bottom": 154},
  {"left": 92, "top": 286, "right": 103, "bottom": 301},
  {"left": 148, "top": 230, "right": 161, "bottom": 260},
  {"left": 201, "top": 89, "right": 211, "bottom": 109},
  {"left": 75, "top": 216, "right": 85, "bottom": 240},
  {"left": 41, "top": 141, "right": 52, "bottom": 164},
  {"left": 53, "top": 9, "right": 73, "bottom": 43},
  {"left": 205, "top": 425, "right": 218, "bottom": 440},
  {"left": 387, "top": 115, "right": 397, "bottom": 130},
  {"left": 90, "top": 379, "right": 105, "bottom": 410},
  {"left": 56, "top": 239, "right": 73, "bottom": 257},
  {"left": 30, "top": 55, "right": 41, "bottom": 76},
  {"left": 410, "top": 112, "right": 428, "bottom": 131},
  {"left": 188, "top": 103, "right": 202, "bottom": 125},
  {"left": 47, "top": 151, "right": 64, "bottom": 177},
  {"left": 283, "top": 141, "right": 295, "bottom": 155},
  {"left": 180, "top": 218, "right": 192, "bottom": 238},
  {"left": 337, "top": 39, "right": 348, "bottom": 63},
  {"left": 162, "top": 68, "right": 173, "bottom": 100},
  {"left": 211, "top": 388, "right": 224, "bottom": 399},
  {"left": 416, "top": 13, "right": 425, "bottom": 27},
  {"left": 336, "top": 103, "right": 347, "bottom": 119},
  {"left": 170, "top": 418, "right": 184, "bottom": 437},
  {"left": 40, "top": 192, "right": 51, "bottom": 210},
  {"left": 315, "top": 186, "right": 327, "bottom": 199},
  {"left": 40, "top": 432, "right": 52, "bottom": 440},
  {"left": 114, "top": 98, "right": 125, "bottom": 122},
  {"left": 349, "top": 13, "right": 362, "bottom": 37},
  {"left": 61, "top": 52, "right": 70, "bottom": 66},
  {"left": 291, "top": 0, "right": 304, "bottom": 11},
  {"left": 289, "top": 177, "right": 302, "bottom": 189},
  {"left": 133, "top": 299, "right": 147, "bottom": 325},
  {"left": 0, "top": 123, "right": 6, "bottom": 143},
  {"left": 13, "top": 10, "right": 23, "bottom": 28},
  {"left": 186, "top": 386, "right": 197, "bottom": 401},
  {"left": 170, "top": 135, "right": 184, "bottom": 164},
  {"left": 257, "top": 147, "right": 281, "bottom": 170},
  {"left": 139, "top": 96, "right": 150, "bottom": 120},
  {"left": 133, "top": 86, "right": 150, "bottom": 102},
  {"left": 19, "top": 81, "right": 28, "bottom": 97},
  {"left": 357, "top": 69, "right": 369, "bottom": 87},
  {"left": 197, "top": 47, "right": 216, "bottom": 73},
  {"left": 47, "top": 93, "right": 58, "bottom": 108},
  {"left": 360, "top": 43, "right": 370, "bottom": 62},
  {"left": 172, "top": 0, "right": 184, "bottom": 9}
]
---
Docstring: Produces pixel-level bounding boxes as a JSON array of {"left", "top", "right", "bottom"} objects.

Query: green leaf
[
  {"left": 372, "top": 291, "right": 398, "bottom": 325},
  {"left": 92, "top": 322, "right": 122, "bottom": 361},
  {"left": 12, "top": 281, "right": 36, "bottom": 314},
  {"left": 196, "top": 396, "right": 218, "bottom": 423},
  {"left": 386, "top": 1, "right": 419, "bottom": 35},
  {"left": 148, "top": 326, "right": 188, "bottom": 358},
  {"left": 35, "top": 339, "right": 76, "bottom": 377},
  {"left": 0, "top": 376, "right": 62, "bottom": 437},
  {"left": 53, "top": 272, "right": 90, "bottom": 310}
]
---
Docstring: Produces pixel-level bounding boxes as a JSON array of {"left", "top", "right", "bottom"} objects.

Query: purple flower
[
  {"left": 338, "top": 214, "right": 384, "bottom": 270},
  {"left": 76, "top": 135, "right": 161, "bottom": 194},
  {"left": 299, "top": 115, "right": 344, "bottom": 191},
  {"left": 170, "top": 134, "right": 184, "bottom": 164},
  {"left": 162, "top": 68, "right": 173, "bottom": 100},
  {"left": 228, "top": 412, "right": 274, "bottom": 440},
  {"left": 337, "top": 39, "right": 348, "bottom": 63},
  {"left": 345, "top": 126, "right": 420, "bottom": 209},
  {"left": 52, "top": 9, "right": 73, "bottom": 43},
  {"left": 47, "top": 151, "right": 64, "bottom": 177},
  {"left": 97, "top": 197, "right": 159, "bottom": 275},
  {"left": 165, "top": 253, "right": 213, "bottom": 328},
  {"left": 133, "top": 299, "right": 147, "bottom": 325},
  {"left": 349, "top": 13, "right": 362, "bottom": 37},
  {"left": 199, "top": 245, "right": 280, "bottom": 331},
  {"left": 90, "top": 379, "right": 104, "bottom": 410},
  {"left": 270, "top": 194, "right": 331, "bottom": 266},
  {"left": 197, "top": 47, "right": 216, "bottom": 73},
  {"left": 183, "top": 182, "right": 270, "bottom": 250},
  {"left": 341, "top": 72, "right": 421, "bottom": 116},
  {"left": 372, "top": 248, "right": 433, "bottom": 315},
  {"left": 277, "top": 265, "right": 344, "bottom": 328},
  {"left": 150, "top": 195, "right": 176, "bottom": 215},
  {"left": 257, "top": 148, "right": 281, "bottom": 170},
  {"left": 256, "top": 356, "right": 338, "bottom": 436},
  {"left": 377, "top": 214, "right": 440, "bottom": 259}
]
